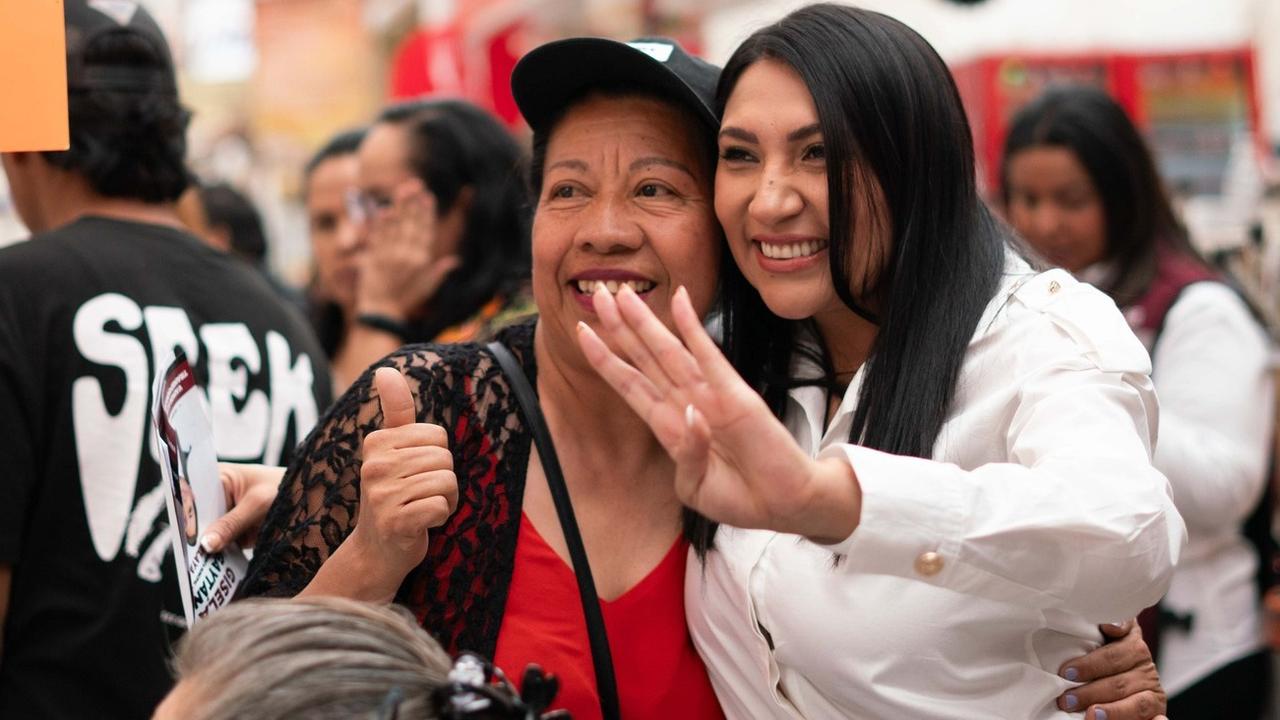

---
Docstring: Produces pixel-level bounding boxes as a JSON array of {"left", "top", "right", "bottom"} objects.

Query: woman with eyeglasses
[{"left": 307, "top": 100, "right": 535, "bottom": 392}]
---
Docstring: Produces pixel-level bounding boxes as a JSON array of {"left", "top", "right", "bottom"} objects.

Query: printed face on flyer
[{"left": 152, "top": 353, "right": 248, "bottom": 625}]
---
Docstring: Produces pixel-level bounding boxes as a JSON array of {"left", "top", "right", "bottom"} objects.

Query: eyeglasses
[{"left": 344, "top": 188, "right": 393, "bottom": 225}]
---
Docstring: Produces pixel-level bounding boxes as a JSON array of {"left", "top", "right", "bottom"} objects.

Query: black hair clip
[{"left": 429, "top": 653, "right": 569, "bottom": 720}]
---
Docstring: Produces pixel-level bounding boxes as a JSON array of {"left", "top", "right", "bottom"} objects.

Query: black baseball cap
[
  {"left": 511, "top": 36, "right": 721, "bottom": 135},
  {"left": 63, "top": 0, "right": 177, "bottom": 94}
]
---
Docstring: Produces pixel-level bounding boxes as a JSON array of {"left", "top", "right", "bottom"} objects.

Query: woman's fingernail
[
  {"left": 685, "top": 404, "right": 696, "bottom": 428},
  {"left": 1062, "top": 667, "right": 1079, "bottom": 682},
  {"left": 577, "top": 321, "right": 588, "bottom": 333},
  {"left": 1094, "top": 710, "right": 1108, "bottom": 720},
  {"left": 1106, "top": 621, "right": 1127, "bottom": 631},
  {"left": 199, "top": 534, "right": 219, "bottom": 553},
  {"left": 1063, "top": 694, "right": 1079, "bottom": 710}
]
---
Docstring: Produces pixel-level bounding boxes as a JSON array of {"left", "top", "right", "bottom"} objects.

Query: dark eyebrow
[
  {"left": 786, "top": 123, "right": 822, "bottom": 142},
  {"left": 546, "top": 159, "right": 588, "bottom": 173},
  {"left": 629, "top": 156, "right": 697, "bottom": 180},
  {"left": 718, "top": 126, "right": 757, "bottom": 144},
  {"left": 718, "top": 124, "right": 822, "bottom": 144}
]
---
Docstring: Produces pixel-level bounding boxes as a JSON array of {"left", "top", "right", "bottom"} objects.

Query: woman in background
[
  {"left": 1003, "top": 85, "right": 1273, "bottom": 719},
  {"left": 302, "top": 127, "right": 367, "bottom": 368},
  {"left": 314, "top": 101, "right": 534, "bottom": 390}
]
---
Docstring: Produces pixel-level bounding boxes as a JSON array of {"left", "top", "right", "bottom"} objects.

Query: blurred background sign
[{"left": 954, "top": 48, "right": 1261, "bottom": 200}]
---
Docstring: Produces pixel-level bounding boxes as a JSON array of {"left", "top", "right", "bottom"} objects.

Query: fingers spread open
[
  {"left": 576, "top": 321, "right": 666, "bottom": 425},
  {"left": 613, "top": 284, "right": 704, "bottom": 390},
  {"left": 673, "top": 404, "right": 712, "bottom": 506},
  {"left": 672, "top": 286, "right": 746, "bottom": 391},
  {"left": 592, "top": 285, "right": 676, "bottom": 396}
]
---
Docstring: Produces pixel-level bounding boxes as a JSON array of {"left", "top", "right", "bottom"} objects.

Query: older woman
[
  {"left": 234, "top": 33, "right": 1169, "bottom": 720},
  {"left": 239, "top": 39, "right": 726, "bottom": 720}
]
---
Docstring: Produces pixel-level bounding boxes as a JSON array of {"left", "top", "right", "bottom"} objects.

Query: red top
[{"left": 493, "top": 514, "right": 724, "bottom": 720}]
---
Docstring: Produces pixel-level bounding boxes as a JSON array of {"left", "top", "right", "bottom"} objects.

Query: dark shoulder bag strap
[{"left": 487, "top": 341, "right": 620, "bottom": 720}]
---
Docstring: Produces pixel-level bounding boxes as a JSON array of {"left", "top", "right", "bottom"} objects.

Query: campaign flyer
[{"left": 152, "top": 350, "right": 248, "bottom": 625}]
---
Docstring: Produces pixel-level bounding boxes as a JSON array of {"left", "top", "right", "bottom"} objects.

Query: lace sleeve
[{"left": 239, "top": 344, "right": 468, "bottom": 598}]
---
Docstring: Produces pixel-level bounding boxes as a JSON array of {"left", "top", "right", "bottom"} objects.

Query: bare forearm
[{"left": 298, "top": 540, "right": 403, "bottom": 604}]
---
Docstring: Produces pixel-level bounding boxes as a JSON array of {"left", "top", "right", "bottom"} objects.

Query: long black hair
[
  {"left": 1000, "top": 86, "right": 1207, "bottom": 306},
  {"left": 376, "top": 99, "right": 532, "bottom": 341},
  {"left": 698, "top": 4, "right": 1008, "bottom": 553}
]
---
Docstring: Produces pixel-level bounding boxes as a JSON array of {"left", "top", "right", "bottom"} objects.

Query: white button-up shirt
[
  {"left": 1137, "top": 282, "right": 1273, "bottom": 695},
  {"left": 687, "top": 262, "right": 1186, "bottom": 719}
]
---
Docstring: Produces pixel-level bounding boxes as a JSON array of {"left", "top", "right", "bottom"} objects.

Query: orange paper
[{"left": 0, "top": 0, "right": 68, "bottom": 152}]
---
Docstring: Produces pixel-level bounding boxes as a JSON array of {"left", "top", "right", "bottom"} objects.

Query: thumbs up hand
[{"left": 348, "top": 366, "right": 458, "bottom": 590}]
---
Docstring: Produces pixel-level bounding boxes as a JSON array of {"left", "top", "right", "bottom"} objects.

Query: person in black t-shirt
[{"left": 0, "top": 3, "right": 331, "bottom": 718}]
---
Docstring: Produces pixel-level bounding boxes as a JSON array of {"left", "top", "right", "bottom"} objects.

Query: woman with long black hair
[
  {"left": 1002, "top": 86, "right": 1273, "bottom": 719},
  {"left": 578, "top": 5, "right": 1183, "bottom": 718}
]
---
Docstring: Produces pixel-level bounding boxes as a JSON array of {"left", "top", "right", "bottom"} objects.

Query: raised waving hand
[{"left": 576, "top": 285, "right": 861, "bottom": 542}]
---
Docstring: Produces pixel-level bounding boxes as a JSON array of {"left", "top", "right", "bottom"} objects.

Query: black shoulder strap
[{"left": 487, "top": 341, "right": 620, "bottom": 720}]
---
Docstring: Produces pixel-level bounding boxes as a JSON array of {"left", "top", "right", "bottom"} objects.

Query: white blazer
[{"left": 687, "top": 259, "right": 1187, "bottom": 719}]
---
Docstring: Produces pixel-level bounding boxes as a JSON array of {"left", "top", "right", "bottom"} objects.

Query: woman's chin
[{"left": 758, "top": 292, "right": 824, "bottom": 322}]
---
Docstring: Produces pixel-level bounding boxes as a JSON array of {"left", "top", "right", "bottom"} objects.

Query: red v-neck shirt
[{"left": 492, "top": 514, "right": 724, "bottom": 720}]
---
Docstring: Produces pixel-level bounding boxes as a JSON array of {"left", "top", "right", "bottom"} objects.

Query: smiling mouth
[
  {"left": 572, "top": 279, "right": 657, "bottom": 295},
  {"left": 758, "top": 239, "right": 829, "bottom": 260}
]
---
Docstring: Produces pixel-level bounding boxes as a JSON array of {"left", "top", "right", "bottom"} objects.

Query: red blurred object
[
  {"left": 388, "top": 18, "right": 525, "bottom": 129},
  {"left": 390, "top": 26, "right": 464, "bottom": 99},
  {"left": 485, "top": 22, "right": 522, "bottom": 127}
]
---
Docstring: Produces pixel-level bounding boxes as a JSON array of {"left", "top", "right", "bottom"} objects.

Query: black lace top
[{"left": 240, "top": 320, "right": 537, "bottom": 657}]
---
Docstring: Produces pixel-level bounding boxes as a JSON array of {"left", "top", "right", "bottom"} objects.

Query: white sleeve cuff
[{"left": 815, "top": 444, "right": 966, "bottom": 588}]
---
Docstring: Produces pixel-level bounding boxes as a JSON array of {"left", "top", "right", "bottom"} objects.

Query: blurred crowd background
[{"left": 3, "top": 0, "right": 1279, "bottom": 321}]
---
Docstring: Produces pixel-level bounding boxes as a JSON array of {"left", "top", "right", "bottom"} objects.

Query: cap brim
[{"left": 512, "top": 37, "right": 717, "bottom": 134}]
